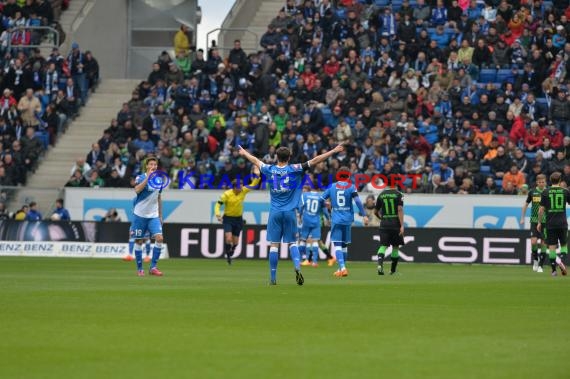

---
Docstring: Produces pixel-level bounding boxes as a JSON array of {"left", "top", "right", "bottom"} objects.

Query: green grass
[{"left": 0, "top": 258, "right": 569, "bottom": 379}]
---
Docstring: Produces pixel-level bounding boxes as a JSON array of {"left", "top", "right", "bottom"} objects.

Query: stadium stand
[
  {"left": 6, "top": 0, "right": 570, "bottom": 217},
  {"left": 67, "top": 0, "right": 570, "bottom": 196}
]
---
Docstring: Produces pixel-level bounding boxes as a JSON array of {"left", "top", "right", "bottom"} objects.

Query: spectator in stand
[
  {"left": 502, "top": 164, "right": 526, "bottom": 191},
  {"left": 17, "top": 89, "right": 41, "bottom": 128},
  {"left": 174, "top": 24, "right": 191, "bottom": 56}
]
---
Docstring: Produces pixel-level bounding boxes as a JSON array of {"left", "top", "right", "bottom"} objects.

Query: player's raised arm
[
  {"left": 237, "top": 145, "right": 263, "bottom": 169},
  {"left": 243, "top": 165, "right": 262, "bottom": 193},
  {"left": 307, "top": 143, "right": 345, "bottom": 167}
]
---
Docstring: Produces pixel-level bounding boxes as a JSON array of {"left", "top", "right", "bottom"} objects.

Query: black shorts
[
  {"left": 544, "top": 228, "right": 568, "bottom": 246},
  {"left": 379, "top": 229, "right": 405, "bottom": 247},
  {"left": 530, "top": 223, "right": 543, "bottom": 239},
  {"left": 223, "top": 216, "right": 243, "bottom": 237}
]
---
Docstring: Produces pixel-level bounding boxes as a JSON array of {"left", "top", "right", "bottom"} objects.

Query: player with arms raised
[
  {"left": 130, "top": 156, "right": 165, "bottom": 276},
  {"left": 375, "top": 184, "right": 405, "bottom": 275},
  {"left": 520, "top": 174, "right": 548, "bottom": 273},
  {"left": 238, "top": 144, "right": 345, "bottom": 285},
  {"left": 321, "top": 168, "right": 368, "bottom": 277},
  {"left": 537, "top": 172, "right": 569, "bottom": 276}
]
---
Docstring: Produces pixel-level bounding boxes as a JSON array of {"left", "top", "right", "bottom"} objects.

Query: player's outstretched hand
[
  {"left": 216, "top": 215, "right": 223, "bottom": 223},
  {"left": 400, "top": 226, "right": 405, "bottom": 236},
  {"left": 333, "top": 142, "right": 346, "bottom": 153},
  {"left": 237, "top": 145, "right": 247, "bottom": 156},
  {"left": 363, "top": 216, "right": 369, "bottom": 226},
  {"left": 519, "top": 218, "right": 524, "bottom": 226}
]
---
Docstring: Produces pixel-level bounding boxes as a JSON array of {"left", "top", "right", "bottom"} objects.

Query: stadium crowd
[
  {"left": 0, "top": 0, "right": 99, "bottom": 190},
  {"left": 65, "top": 0, "right": 570, "bottom": 194}
]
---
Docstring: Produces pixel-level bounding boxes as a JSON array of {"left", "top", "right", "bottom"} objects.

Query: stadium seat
[
  {"left": 374, "top": 0, "right": 390, "bottom": 6},
  {"left": 321, "top": 107, "right": 334, "bottom": 126},
  {"left": 525, "top": 152, "right": 537, "bottom": 160},
  {"left": 480, "top": 165, "right": 491, "bottom": 174},
  {"left": 496, "top": 69, "right": 514, "bottom": 84},
  {"left": 478, "top": 69, "right": 497, "bottom": 83},
  {"left": 35, "top": 131, "right": 49, "bottom": 150},
  {"left": 536, "top": 98, "right": 549, "bottom": 117}
]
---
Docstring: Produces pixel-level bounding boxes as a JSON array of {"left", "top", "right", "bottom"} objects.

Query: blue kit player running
[
  {"left": 130, "top": 156, "right": 165, "bottom": 277},
  {"left": 299, "top": 186, "right": 330, "bottom": 267},
  {"left": 321, "top": 168, "right": 369, "bottom": 277},
  {"left": 238, "top": 143, "right": 345, "bottom": 285}
]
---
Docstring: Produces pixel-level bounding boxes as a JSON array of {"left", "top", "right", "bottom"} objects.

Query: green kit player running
[
  {"left": 520, "top": 174, "right": 548, "bottom": 273},
  {"left": 374, "top": 186, "right": 405, "bottom": 275},
  {"left": 537, "top": 172, "right": 569, "bottom": 277}
]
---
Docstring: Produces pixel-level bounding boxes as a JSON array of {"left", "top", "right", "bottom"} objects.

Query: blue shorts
[
  {"left": 130, "top": 215, "right": 163, "bottom": 239},
  {"left": 330, "top": 223, "right": 351, "bottom": 244},
  {"left": 300, "top": 223, "right": 321, "bottom": 240},
  {"left": 267, "top": 210, "right": 297, "bottom": 243}
]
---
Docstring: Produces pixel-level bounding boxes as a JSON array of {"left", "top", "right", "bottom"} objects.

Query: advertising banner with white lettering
[
  {"left": 65, "top": 188, "right": 568, "bottom": 230},
  {"left": 163, "top": 224, "right": 550, "bottom": 265}
]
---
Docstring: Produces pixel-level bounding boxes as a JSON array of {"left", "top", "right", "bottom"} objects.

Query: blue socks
[
  {"left": 335, "top": 243, "right": 345, "bottom": 270},
  {"left": 311, "top": 243, "right": 319, "bottom": 264},
  {"left": 299, "top": 242, "right": 306, "bottom": 260},
  {"left": 269, "top": 248, "right": 278, "bottom": 282},
  {"left": 145, "top": 240, "right": 152, "bottom": 256},
  {"left": 290, "top": 244, "right": 301, "bottom": 271},
  {"left": 151, "top": 243, "right": 162, "bottom": 269},
  {"left": 342, "top": 244, "right": 348, "bottom": 263},
  {"left": 134, "top": 244, "right": 143, "bottom": 271},
  {"left": 128, "top": 238, "right": 135, "bottom": 256}
]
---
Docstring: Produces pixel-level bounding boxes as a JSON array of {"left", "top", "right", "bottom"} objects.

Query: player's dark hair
[
  {"left": 551, "top": 172, "right": 562, "bottom": 184},
  {"left": 276, "top": 147, "right": 291, "bottom": 163}
]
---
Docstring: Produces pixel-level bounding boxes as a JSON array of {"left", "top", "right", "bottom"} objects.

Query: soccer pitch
[{"left": 1, "top": 258, "right": 569, "bottom": 379}]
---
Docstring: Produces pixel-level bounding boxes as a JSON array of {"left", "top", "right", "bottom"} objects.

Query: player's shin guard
[
  {"left": 134, "top": 243, "right": 143, "bottom": 271},
  {"left": 299, "top": 241, "right": 307, "bottom": 260},
  {"left": 290, "top": 244, "right": 301, "bottom": 271},
  {"left": 391, "top": 248, "right": 400, "bottom": 274},
  {"left": 269, "top": 247, "right": 279, "bottom": 283},
  {"left": 334, "top": 243, "right": 345, "bottom": 270},
  {"left": 151, "top": 242, "right": 162, "bottom": 269},
  {"left": 549, "top": 249, "right": 557, "bottom": 273},
  {"left": 312, "top": 242, "right": 319, "bottom": 264}
]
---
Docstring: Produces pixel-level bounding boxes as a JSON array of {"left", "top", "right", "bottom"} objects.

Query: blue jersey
[
  {"left": 133, "top": 174, "right": 160, "bottom": 218},
  {"left": 299, "top": 191, "right": 326, "bottom": 227},
  {"left": 321, "top": 182, "right": 363, "bottom": 225},
  {"left": 261, "top": 162, "right": 307, "bottom": 211}
]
